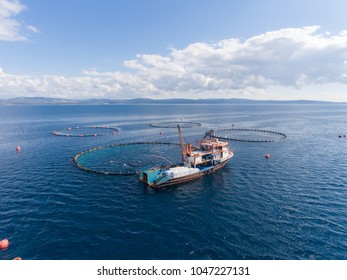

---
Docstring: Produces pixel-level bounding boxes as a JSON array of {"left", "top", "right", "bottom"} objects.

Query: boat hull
[{"left": 141, "top": 159, "right": 230, "bottom": 189}]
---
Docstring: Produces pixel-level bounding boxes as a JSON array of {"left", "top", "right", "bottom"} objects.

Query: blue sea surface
[{"left": 0, "top": 103, "right": 346, "bottom": 260}]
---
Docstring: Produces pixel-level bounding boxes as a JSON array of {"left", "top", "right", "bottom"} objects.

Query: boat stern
[{"left": 138, "top": 167, "right": 169, "bottom": 187}]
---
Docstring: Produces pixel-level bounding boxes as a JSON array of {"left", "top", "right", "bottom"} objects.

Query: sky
[{"left": 1, "top": 0, "right": 347, "bottom": 101}]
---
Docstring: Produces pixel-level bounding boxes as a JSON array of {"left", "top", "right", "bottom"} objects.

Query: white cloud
[
  {"left": 0, "top": 0, "right": 38, "bottom": 41},
  {"left": 122, "top": 26, "right": 347, "bottom": 95},
  {"left": 2, "top": 26, "right": 347, "bottom": 100}
]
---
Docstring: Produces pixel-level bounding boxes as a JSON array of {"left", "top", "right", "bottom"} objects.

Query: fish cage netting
[
  {"left": 149, "top": 121, "right": 202, "bottom": 128},
  {"left": 52, "top": 126, "right": 119, "bottom": 137},
  {"left": 208, "top": 128, "right": 287, "bottom": 142},
  {"left": 72, "top": 142, "right": 181, "bottom": 175}
]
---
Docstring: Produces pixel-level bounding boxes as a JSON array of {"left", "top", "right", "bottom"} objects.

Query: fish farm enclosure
[{"left": 1, "top": 103, "right": 347, "bottom": 260}]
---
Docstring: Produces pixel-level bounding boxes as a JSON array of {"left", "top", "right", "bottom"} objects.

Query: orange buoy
[
  {"left": 12, "top": 257, "right": 22, "bottom": 260},
  {"left": 265, "top": 154, "right": 270, "bottom": 159},
  {"left": 16, "top": 146, "right": 21, "bottom": 152},
  {"left": 94, "top": 134, "right": 97, "bottom": 137},
  {"left": 0, "top": 239, "right": 9, "bottom": 249},
  {"left": 80, "top": 134, "right": 84, "bottom": 137}
]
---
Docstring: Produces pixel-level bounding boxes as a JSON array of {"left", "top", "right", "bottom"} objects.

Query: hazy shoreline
[{"left": 0, "top": 97, "right": 342, "bottom": 106}]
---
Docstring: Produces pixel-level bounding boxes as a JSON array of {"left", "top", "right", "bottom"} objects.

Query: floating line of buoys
[
  {"left": 0, "top": 239, "right": 9, "bottom": 250},
  {"left": 72, "top": 142, "right": 181, "bottom": 176},
  {"left": 149, "top": 121, "right": 202, "bottom": 128},
  {"left": 52, "top": 126, "right": 119, "bottom": 137},
  {"left": 207, "top": 128, "right": 287, "bottom": 142}
]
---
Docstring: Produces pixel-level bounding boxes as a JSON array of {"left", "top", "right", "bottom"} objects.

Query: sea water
[{"left": 0, "top": 103, "right": 346, "bottom": 260}]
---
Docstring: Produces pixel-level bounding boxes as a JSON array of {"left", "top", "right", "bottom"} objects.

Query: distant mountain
[
  {"left": 0, "top": 96, "right": 339, "bottom": 105},
  {"left": 0, "top": 97, "right": 79, "bottom": 105}
]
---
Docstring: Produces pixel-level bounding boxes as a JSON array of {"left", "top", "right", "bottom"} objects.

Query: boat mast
[{"left": 177, "top": 125, "right": 186, "bottom": 162}]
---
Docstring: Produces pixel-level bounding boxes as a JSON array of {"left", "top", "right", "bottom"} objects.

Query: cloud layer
[
  {"left": 1, "top": 26, "right": 347, "bottom": 100},
  {"left": 0, "top": 0, "right": 38, "bottom": 41}
]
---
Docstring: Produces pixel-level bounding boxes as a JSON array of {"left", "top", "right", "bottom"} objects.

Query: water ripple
[{"left": 1, "top": 104, "right": 347, "bottom": 260}]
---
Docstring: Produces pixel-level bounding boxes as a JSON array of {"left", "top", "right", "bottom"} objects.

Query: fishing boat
[{"left": 138, "top": 126, "right": 233, "bottom": 189}]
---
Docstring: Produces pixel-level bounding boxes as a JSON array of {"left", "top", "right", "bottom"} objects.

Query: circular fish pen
[
  {"left": 52, "top": 126, "right": 119, "bottom": 137},
  {"left": 72, "top": 142, "right": 181, "bottom": 176},
  {"left": 208, "top": 128, "right": 287, "bottom": 142},
  {"left": 149, "top": 121, "right": 202, "bottom": 128}
]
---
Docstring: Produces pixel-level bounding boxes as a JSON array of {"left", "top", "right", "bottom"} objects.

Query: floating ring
[
  {"left": 149, "top": 121, "right": 202, "bottom": 128},
  {"left": 72, "top": 142, "right": 181, "bottom": 176},
  {"left": 207, "top": 128, "right": 287, "bottom": 142},
  {"left": 52, "top": 126, "right": 119, "bottom": 137}
]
